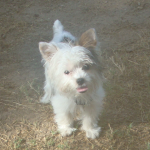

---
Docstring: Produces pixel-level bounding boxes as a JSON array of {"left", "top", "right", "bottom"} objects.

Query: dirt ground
[{"left": 0, "top": 0, "right": 150, "bottom": 149}]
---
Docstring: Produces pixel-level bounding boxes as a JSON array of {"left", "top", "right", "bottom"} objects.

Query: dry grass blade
[{"left": 109, "top": 56, "right": 125, "bottom": 74}]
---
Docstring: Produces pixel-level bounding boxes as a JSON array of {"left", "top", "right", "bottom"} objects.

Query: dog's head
[{"left": 39, "top": 29, "right": 103, "bottom": 97}]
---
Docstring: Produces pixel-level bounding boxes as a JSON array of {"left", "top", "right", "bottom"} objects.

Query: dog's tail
[{"left": 52, "top": 20, "right": 76, "bottom": 43}]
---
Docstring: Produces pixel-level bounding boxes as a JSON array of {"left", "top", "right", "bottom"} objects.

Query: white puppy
[{"left": 39, "top": 20, "right": 105, "bottom": 139}]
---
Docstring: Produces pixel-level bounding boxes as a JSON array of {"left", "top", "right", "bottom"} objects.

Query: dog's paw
[
  {"left": 85, "top": 127, "right": 101, "bottom": 139},
  {"left": 59, "top": 127, "right": 76, "bottom": 137},
  {"left": 40, "top": 97, "right": 50, "bottom": 104}
]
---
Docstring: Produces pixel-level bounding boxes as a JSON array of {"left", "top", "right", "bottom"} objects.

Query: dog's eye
[
  {"left": 64, "top": 70, "right": 70, "bottom": 74},
  {"left": 82, "top": 64, "right": 90, "bottom": 70}
]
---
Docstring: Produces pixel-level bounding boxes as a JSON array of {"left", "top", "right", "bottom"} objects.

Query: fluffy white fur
[{"left": 39, "top": 20, "right": 105, "bottom": 139}]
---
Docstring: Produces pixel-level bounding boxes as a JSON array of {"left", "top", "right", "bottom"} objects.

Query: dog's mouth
[{"left": 76, "top": 86, "right": 88, "bottom": 93}]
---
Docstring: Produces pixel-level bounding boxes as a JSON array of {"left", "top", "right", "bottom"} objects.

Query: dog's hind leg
[{"left": 40, "top": 81, "right": 52, "bottom": 103}]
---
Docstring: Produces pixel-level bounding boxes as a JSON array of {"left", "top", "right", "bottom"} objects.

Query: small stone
[
  {"left": 138, "top": 2, "right": 141, "bottom": 6},
  {"left": 126, "top": 47, "right": 134, "bottom": 52},
  {"left": 1, "top": 34, "right": 6, "bottom": 39},
  {"left": 137, "top": 6, "right": 143, "bottom": 9},
  {"left": 34, "top": 14, "right": 39, "bottom": 18}
]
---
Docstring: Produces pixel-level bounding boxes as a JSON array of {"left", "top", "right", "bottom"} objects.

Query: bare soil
[{"left": 0, "top": 0, "right": 150, "bottom": 149}]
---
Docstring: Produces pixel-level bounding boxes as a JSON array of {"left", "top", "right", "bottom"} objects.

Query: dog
[{"left": 39, "top": 20, "right": 105, "bottom": 139}]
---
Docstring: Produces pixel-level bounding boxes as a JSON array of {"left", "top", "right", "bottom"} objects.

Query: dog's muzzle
[{"left": 76, "top": 78, "right": 88, "bottom": 93}]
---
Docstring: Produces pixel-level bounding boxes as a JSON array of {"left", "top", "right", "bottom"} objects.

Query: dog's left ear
[
  {"left": 78, "top": 28, "right": 97, "bottom": 48},
  {"left": 39, "top": 42, "right": 57, "bottom": 60}
]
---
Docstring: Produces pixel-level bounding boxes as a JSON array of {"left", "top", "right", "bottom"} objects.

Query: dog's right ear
[
  {"left": 78, "top": 28, "right": 97, "bottom": 49},
  {"left": 39, "top": 42, "right": 57, "bottom": 60}
]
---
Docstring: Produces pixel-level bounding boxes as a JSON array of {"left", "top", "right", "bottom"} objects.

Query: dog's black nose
[{"left": 76, "top": 78, "right": 85, "bottom": 85}]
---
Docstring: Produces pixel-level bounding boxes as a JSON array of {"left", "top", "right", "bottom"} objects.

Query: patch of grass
[
  {"left": 126, "top": 123, "right": 133, "bottom": 136},
  {"left": 51, "top": 130, "right": 58, "bottom": 136},
  {"left": 13, "top": 138, "right": 26, "bottom": 149},
  {"left": 57, "top": 141, "right": 70, "bottom": 149},
  {"left": 46, "top": 138, "right": 55, "bottom": 147},
  {"left": 30, "top": 139, "right": 36, "bottom": 146},
  {"left": 146, "top": 142, "right": 150, "bottom": 150}
]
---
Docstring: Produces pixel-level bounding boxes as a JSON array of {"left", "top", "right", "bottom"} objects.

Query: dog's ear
[
  {"left": 39, "top": 42, "right": 57, "bottom": 60},
  {"left": 78, "top": 28, "right": 97, "bottom": 48}
]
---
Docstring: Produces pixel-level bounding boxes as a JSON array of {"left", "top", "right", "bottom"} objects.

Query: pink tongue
[{"left": 77, "top": 87, "right": 88, "bottom": 93}]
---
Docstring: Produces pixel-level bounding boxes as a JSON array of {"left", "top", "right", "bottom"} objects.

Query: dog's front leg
[
  {"left": 51, "top": 95, "right": 76, "bottom": 137},
  {"left": 81, "top": 102, "right": 102, "bottom": 139}
]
